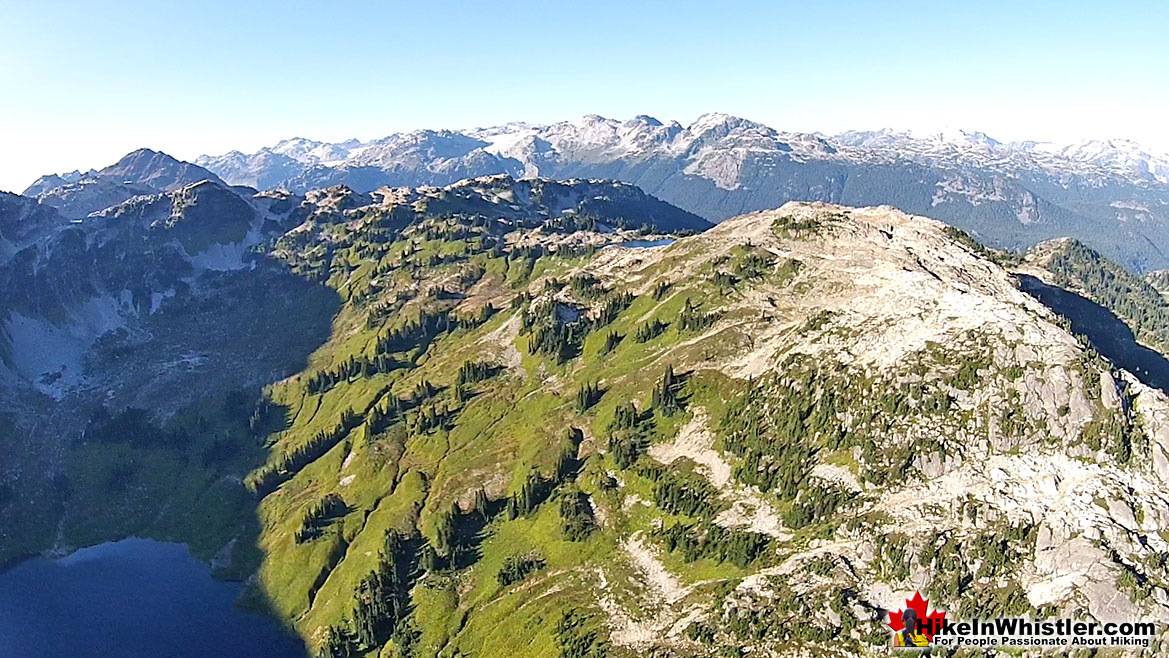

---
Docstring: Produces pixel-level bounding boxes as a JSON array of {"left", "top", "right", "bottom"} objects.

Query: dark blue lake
[{"left": 0, "top": 538, "right": 306, "bottom": 658}]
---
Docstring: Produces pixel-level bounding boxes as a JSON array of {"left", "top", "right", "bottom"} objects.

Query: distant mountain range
[{"left": 186, "top": 114, "right": 1169, "bottom": 271}]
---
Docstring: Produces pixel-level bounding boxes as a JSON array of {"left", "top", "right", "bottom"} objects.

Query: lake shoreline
[{"left": 0, "top": 537, "right": 307, "bottom": 658}]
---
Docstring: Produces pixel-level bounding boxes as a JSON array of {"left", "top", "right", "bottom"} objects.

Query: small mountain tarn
[{"left": 1017, "top": 273, "right": 1169, "bottom": 394}]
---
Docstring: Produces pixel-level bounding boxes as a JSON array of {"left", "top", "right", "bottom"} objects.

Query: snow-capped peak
[
  {"left": 270, "top": 137, "right": 363, "bottom": 165},
  {"left": 930, "top": 127, "right": 1000, "bottom": 148}
]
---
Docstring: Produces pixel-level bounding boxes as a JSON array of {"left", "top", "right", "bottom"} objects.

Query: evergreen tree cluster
[
  {"left": 496, "top": 552, "right": 546, "bottom": 586},
  {"left": 503, "top": 436, "right": 581, "bottom": 521},
  {"left": 306, "top": 355, "right": 403, "bottom": 395},
  {"left": 601, "top": 331, "right": 623, "bottom": 355},
  {"left": 651, "top": 365, "right": 682, "bottom": 415},
  {"left": 1046, "top": 239, "right": 1169, "bottom": 354},
  {"left": 651, "top": 280, "right": 671, "bottom": 301},
  {"left": 569, "top": 273, "right": 605, "bottom": 300},
  {"left": 366, "top": 395, "right": 405, "bottom": 435},
  {"left": 427, "top": 487, "right": 505, "bottom": 571},
  {"left": 781, "top": 484, "right": 850, "bottom": 529},
  {"left": 347, "top": 531, "right": 418, "bottom": 653},
  {"left": 633, "top": 318, "right": 668, "bottom": 343},
  {"left": 364, "top": 378, "right": 447, "bottom": 438},
  {"left": 522, "top": 300, "right": 588, "bottom": 363},
  {"left": 316, "top": 626, "right": 353, "bottom": 658},
  {"left": 720, "top": 370, "right": 843, "bottom": 499},
  {"left": 522, "top": 287, "right": 636, "bottom": 364},
  {"left": 732, "top": 249, "right": 775, "bottom": 280},
  {"left": 677, "top": 298, "right": 716, "bottom": 332},
  {"left": 249, "top": 408, "right": 360, "bottom": 497},
  {"left": 606, "top": 402, "right": 653, "bottom": 469},
  {"left": 373, "top": 305, "right": 493, "bottom": 357},
  {"left": 505, "top": 470, "right": 550, "bottom": 520},
  {"left": 363, "top": 292, "right": 411, "bottom": 329},
  {"left": 655, "top": 522, "right": 772, "bottom": 568},
  {"left": 591, "top": 292, "right": 633, "bottom": 326},
  {"left": 575, "top": 381, "right": 602, "bottom": 412},
  {"left": 555, "top": 610, "right": 609, "bottom": 658},
  {"left": 559, "top": 489, "right": 597, "bottom": 541},
  {"left": 455, "top": 360, "right": 497, "bottom": 387},
  {"left": 712, "top": 271, "right": 738, "bottom": 288},
  {"left": 638, "top": 464, "right": 718, "bottom": 519},
  {"left": 546, "top": 213, "right": 600, "bottom": 233},
  {"left": 248, "top": 398, "right": 285, "bottom": 437},
  {"left": 295, "top": 493, "right": 348, "bottom": 543},
  {"left": 375, "top": 310, "right": 451, "bottom": 355},
  {"left": 405, "top": 402, "right": 451, "bottom": 435}
]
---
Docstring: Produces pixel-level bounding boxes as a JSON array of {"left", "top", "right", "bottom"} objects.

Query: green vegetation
[
  {"left": 558, "top": 490, "right": 597, "bottom": 541},
  {"left": 655, "top": 522, "right": 771, "bottom": 568},
  {"left": 1045, "top": 238, "right": 1169, "bottom": 353},
  {"left": 771, "top": 212, "right": 837, "bottom": 238},
  {"left": 497, "top": 552, "right": 546, "bottom": 586},
  {"left": 606, "top": 402, "right": 653, "bottom": 469},
  {"left": 555, "top": 610, "right": 609, "bottom": 658}
]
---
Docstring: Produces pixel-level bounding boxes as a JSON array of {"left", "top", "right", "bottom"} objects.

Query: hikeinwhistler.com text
[{"left": 925, "top": 617, "right": 1157, "bottom": 649}]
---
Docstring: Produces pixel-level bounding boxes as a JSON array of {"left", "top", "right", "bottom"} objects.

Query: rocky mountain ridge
[{"left": 21, "top": 148, "right": 226, "bottom": 220}]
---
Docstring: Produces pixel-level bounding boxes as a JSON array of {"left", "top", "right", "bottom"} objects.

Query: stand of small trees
[
  {"left": 651, "top": 365, "right": 682, "bottom": 415},
  {"left": 497, "top": 552, "right": 546, "bottom": 586},
  {"left": 575, "top": 381, "right": 601, "bottom": 412},
  {"left": 376, "top": 310, "right": 451, "bottom": 354},
  {"left": 677, "top": 298, "right": 716, "bottom": 332},
  {"left": 555, "top": 610, "right": 608, "bottom": 658},
  {"left": 374, "top": 305, "right": 493, "bottom": 357},
  {"left": 306, "top": 355, "right": 402, "bottom": 395},
  {"left": 456, "top": 360, "right": 497, "bottom": 386},
  {"left": 601, "top": 331, "right": 623, "bottom": 355},
  {"left": 559, "top": 489, "right": 597, "bottom": 541},
  {"left": 523, "top": 290, "right": 634, "bottom": 364},
  {"left": 316, "top": 626, "right": 352, "bottom": 658},
  {"left": 592, "top": 292, "right": 633, "bottom": 326},
  {"left": 638, "top": 464, "right": 718, "bottom": 519},
  {"left": 607, "top": 402, "right": 653, "bottom": 469},
  {"left": 295, "top": 493, "right": 348, "bottom": 543},
  {"left": 652, "top": 280, "right": 671, "bottom": 300},
  {"left": 348, "top": 531, "right": 418, "bottom": 652},
  {"left": 569, "top": 274, "right": 605, "bottom": 300},
  {"left": 634, "top": 319, "right": 668, "bottom": 343},
  {"left": 655, "top": 522, "right": 772, "bottom": 568},
  {"left": 248, "top": 408, "right": 360, "bottom": 497}
]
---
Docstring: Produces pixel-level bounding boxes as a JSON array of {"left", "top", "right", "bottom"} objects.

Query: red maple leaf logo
[{"left": 888, "top": 591, "right": 947, "bottom": 641}]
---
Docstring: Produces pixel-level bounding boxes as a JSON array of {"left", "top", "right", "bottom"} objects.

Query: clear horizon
[{"left": 3, "top": 0, "right": 1168, "bottom": 192}]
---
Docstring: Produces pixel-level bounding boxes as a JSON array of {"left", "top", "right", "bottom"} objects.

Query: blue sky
[{"left": 1, "top": 0, "right": 1167, "bottom": 191}]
